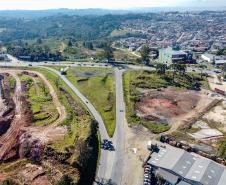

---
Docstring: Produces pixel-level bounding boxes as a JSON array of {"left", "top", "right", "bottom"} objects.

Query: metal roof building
[{"left": 148, "top": 144, "right": 226, "bottom": 185}]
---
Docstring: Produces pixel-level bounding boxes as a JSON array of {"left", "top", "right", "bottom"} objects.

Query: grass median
[{"left": 65, "top": 67, "right": 116, "bottom": 137}]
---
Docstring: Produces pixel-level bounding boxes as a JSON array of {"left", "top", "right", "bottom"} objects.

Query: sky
[{"left": 0, "top": 0, "right": 224, "bottom": 10}]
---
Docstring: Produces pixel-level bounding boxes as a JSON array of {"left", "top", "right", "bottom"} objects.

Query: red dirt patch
[{"left": 136, "top": 87, "right": 200, "bottom": 124}]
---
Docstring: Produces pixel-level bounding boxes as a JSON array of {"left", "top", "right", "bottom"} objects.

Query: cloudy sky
[{"left": 0, "top": 0, "right": 224, "bottom": 10}]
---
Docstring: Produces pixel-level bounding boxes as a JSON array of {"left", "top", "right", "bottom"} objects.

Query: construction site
[{"left": 0, "top": 69, "right": 98, "bottom": 185}]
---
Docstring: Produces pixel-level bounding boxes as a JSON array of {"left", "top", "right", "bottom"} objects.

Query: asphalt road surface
[{"left": 1, "top": 55, "right": 219, "bottom": 185}]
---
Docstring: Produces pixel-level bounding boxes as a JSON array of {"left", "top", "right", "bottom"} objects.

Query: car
[
  {"left": 120, "top": 110, "right": 124, "bottom": 112},
  {"left": 28, "top": 64, "right": 32, "bottom": 66},
  {"left": 143, "top": 183, "right": 150, "bottom": 185},
  {"left": 144, "top": 180, "right": 151, "bottom": 183},
  {"left": 86, "top": 101, "right": 88, "bottom": 103}
]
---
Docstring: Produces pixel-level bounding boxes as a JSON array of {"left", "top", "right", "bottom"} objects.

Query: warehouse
[{"left": 148, "top": 143, "right": 226, "bottom": 185}]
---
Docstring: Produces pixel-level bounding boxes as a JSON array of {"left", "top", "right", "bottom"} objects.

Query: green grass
[
  {"left": 217, "top": 140, "right": 226, "bottom": 158},
  {"left": 4, "top": 75, "right": 16, "bottom": 96},
  {"left": 19, "top": 74, "right": 59, "bottom": 126},
  {"left": 123, "top": 70, "right": 210, "bottom": 133},
  {"left": 110, "top": 29, "right": 131, "bottom": 37},
  {"left": 65, "top": 67, "right": 116, "bottom": 137}
]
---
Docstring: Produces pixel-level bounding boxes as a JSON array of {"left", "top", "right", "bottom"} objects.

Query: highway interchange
[{"left": 0, "top": 55, "right": 219, "bottom": 184}]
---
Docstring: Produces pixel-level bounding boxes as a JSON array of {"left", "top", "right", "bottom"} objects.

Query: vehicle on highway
[
  {"left": 28, "top": 64, "right": 32, "bottom": 66},
  {"left": 101, "top": 139, "right": 115, "bottom": 151},
  {"left": 120, "top": 109, "right": 124, "bottom": 112}
]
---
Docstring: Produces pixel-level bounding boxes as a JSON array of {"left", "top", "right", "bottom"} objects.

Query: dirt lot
[{"left": 136, "top": 87, "right": 211, "bottom": 125}]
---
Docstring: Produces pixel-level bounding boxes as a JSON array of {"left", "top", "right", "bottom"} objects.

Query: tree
[
  {"left": 0, "top": 179, "right": 16, "bottom": 185},
  {"left": 58, "top": 175, "right": 75, "bottom": 185},
  {"left": 222, "top": 63, "right": 226, "bottom": 78},
  {"left": 197, "top": 64, "right": 207, "bottom": 79},
  {"left": 68, "top": 40, "right": 73, "bottom": 47},
  {"left": 103, "top": 42, "right": 114, "bottom": 62},
  {"left": 36, "top": 38, "right": 42, "bottom": 44},
  {"left": 170, "top": 63, "right": 187, "bottom": 80},
  {"left": 177, "top": 64, "right": 186, "bottom": 75},
  {"left": 139, "top": 45, "right": 150, "bottom": 65},
  {"left": 84, "top": 42, "right": 94, "bottom": 50},
  {"left": 156, "top": 63, "right": 167, "bottom": 75}
]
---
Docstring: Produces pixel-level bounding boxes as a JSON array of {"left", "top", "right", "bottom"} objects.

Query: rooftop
[{"left": 148, "top": 143, "right": 226, "bottom": 185}]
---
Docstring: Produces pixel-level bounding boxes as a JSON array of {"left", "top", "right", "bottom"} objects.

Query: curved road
[
  {"left": 2, "top": 55, "right": 217, "bottom": 185},
  {"left": 39, "top": 67, "right": 117, "bottom": 183}
]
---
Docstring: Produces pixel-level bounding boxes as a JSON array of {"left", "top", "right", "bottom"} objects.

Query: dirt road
[
  {"left": 0, "top": 69, "right": 67, "bottom": 161},
  {"left": 0, "top": 70, "right": 24, "bottom": 160},
  {"left": 21, "top": 70, "right": 67, "bottom": 144}
]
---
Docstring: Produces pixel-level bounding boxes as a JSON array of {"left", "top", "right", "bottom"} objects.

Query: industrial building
[
  {"left": 201, "top": 53, "right": 226, "bottom": 65},
  {"left": 148, "top": 143, "right": 226, "bottom": 185},
  {"left": 159, "top": 47, "right": 194, "bottom": 65}
]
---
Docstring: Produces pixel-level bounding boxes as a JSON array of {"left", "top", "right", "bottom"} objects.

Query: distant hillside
[
  {"left": 0, "top": 9, "right": 131, "bottom": 18},
  {"left": 0, "top": 7, "right": 225, "bottom": 18}
]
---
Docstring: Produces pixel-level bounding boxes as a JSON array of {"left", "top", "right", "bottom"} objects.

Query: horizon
[{"left": 0, "top": 0, "right": 225, "bottom": 10}]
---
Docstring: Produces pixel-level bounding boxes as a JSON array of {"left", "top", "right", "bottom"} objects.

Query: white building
[
  {"left": 201, "top": 53, "right": 226, "bottom": 65},
  {"left": 201, "top": 53, "right": 214, "bottom": 63}
]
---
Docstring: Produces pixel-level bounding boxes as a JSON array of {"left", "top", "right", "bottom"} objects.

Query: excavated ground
[
  {"left": 0, "top": 70, "right": 68, "bottom": 184},
  {"left": 136, "top": 87, "right": 201, "bottom": 124}
]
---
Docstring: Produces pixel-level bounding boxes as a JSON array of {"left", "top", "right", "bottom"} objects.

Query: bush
[
  {"left": 58, "top": 175, "right": 76, "bottom": 185},
  {"left": 34, "top": 112, "right": 49, "bottom": 120},
  {"left": 0, "top": 179, "right": 16, "bottom": 185}
]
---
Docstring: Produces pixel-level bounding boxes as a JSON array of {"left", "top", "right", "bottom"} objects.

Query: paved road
[
  {"left": 1, "top": 55, "right": 219, "bottom": 185},
  {"left": 110, "top": 69, "right": 126, "bottom": 184},
  {"left": 38, "top": 66, "right": 117, "bottom": 183}
]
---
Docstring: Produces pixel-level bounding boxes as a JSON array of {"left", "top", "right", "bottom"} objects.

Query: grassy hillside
[{"left": 65, "top": 67, "right": 116, "bottom": 137}]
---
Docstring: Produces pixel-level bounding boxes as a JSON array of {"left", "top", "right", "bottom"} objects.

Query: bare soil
[
  {"left": 136, "top": 87, "right": 201, "bottom": 124},
  {"left": 0, "top": 69, "right": 68, "bottom": 184}
]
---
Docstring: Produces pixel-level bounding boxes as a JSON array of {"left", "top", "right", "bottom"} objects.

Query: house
[{"left": 148, "top": 142, "right": 226, "bottom": 185}]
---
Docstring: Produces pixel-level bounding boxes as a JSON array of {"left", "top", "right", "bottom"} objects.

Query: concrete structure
[
  {"left": 201, "top": 53, "right": 226, "bottom": 65},
  {"left": 148, "top": 143, "right": 226, "bottom": 185},
  {"left": 201, "top": 53, "right": 214, "bottom": 63},
  {"left": 159, "top": 47, "right": 193, "bottom": 65}
]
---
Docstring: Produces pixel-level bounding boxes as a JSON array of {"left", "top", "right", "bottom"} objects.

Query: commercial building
[
  {"left": 159, "top": 47, "right": 194, "bottom": 65},
  {"left": 201, "top": 53, "right": 226, "bottom": 65},
  {"left": 148, "top": 143, "right": 226, "bottom": 185}
]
